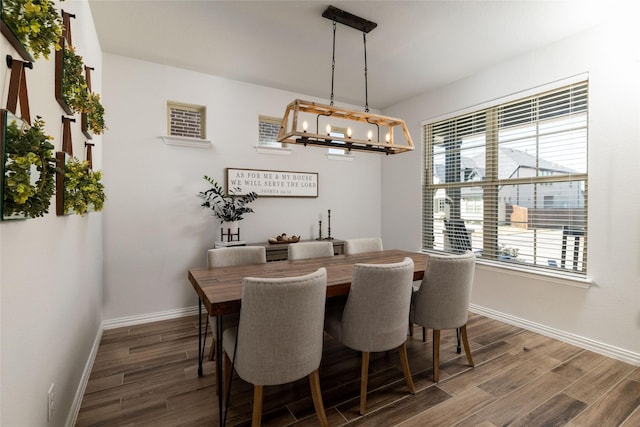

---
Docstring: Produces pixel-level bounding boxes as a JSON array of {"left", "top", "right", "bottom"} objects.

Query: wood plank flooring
[{"left": 76, "top": 313, "right": 640, "bottom": 426}]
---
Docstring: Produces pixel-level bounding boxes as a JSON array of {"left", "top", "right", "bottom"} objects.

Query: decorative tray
[{"left": 268, "top": 234, "right": 300, "bottom": 244}]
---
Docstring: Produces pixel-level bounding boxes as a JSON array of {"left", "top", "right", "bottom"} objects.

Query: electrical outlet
[{"left": 48, "top": 383, "right": 55, "bottom": 422}]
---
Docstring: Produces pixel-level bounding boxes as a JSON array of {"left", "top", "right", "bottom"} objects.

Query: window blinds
[{"left": 423, "top": 81, "right": 588, "bottom": 275}]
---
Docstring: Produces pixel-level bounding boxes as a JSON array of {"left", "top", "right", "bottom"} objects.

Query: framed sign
[{"left": 226, "top": 168, "right": 318, "bottom": 198}]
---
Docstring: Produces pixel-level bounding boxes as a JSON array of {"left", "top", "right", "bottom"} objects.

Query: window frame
[{"left": 422, "top": 78, "right": 589, "bottom": 278}]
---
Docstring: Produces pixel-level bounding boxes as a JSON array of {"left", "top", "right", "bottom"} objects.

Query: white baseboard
[
  {"left": 65, "top": 326, "right": 103, "bottom": 427},
  {"left": 470, "top": 304, "right": 640, "bottom": 366},
  {"left": 102, "top": 306, "right": 200, "bottom": 330}
]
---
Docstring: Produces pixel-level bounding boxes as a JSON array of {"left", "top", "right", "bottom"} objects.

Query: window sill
[
  {"left": 254, "top": 145, "right": 292, "bottom": 155},
  {"left": 327, "top": 153, "right": 354, "bottom": 161},
  {"left": 475, "top": 259, "right": 592, "bottom": 289},
  {"left": 160, "top": 135, "right": 211, "bottom": 148}
]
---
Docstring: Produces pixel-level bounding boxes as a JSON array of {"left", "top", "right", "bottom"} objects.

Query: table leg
[
  {"left": 198, "top": 299, "right": 203, "bottom": 377},
  {"left": 217, "top": 315, "right": 224, "bottom": 426}
]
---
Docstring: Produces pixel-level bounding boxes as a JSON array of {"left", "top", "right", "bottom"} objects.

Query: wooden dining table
[{"left": 187, "top": 249, "right": 429, "bottom": 426}]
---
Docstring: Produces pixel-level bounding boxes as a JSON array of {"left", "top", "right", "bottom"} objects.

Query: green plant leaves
[
  {"left": 2, "top": 0, "right": 63, "bottom": 59},
  {"left": 199, "top": 175, "right": 258, "bottom": 223},
  {"left": 62, "top": 157, "right": 105, "bottom": 216},
  {"left": 2, "top": 115, "right": 56, "bottom": 218}
]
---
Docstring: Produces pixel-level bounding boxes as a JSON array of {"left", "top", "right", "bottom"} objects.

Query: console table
[{"left": 247, "top": 239, "right": 345, "bottom": 262}]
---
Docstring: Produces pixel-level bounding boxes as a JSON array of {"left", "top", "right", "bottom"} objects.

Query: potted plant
[
  {"left": 198, "top": 175, "right": 257, "bottom": 231},
  {"left": 62, "top": 157, "right": 105, "bottom": 216},
  {"left": 1, "top": 0, "right": 63, "bottom": 59},
  {"left": 2, "top": 115, "right": 56, "bottom": 218}
]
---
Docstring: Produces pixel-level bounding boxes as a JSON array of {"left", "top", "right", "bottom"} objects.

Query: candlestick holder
[
  {"left": 316, "top": 220, "right": 323, "bottom": 240},
  {"left": 324, "top": 209, "right": 333, "bottom": 240}
]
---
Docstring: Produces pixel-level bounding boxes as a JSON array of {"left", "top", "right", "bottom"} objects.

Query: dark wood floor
[{"left": 76, "top": 313, "right": 640, "bottom": 426}]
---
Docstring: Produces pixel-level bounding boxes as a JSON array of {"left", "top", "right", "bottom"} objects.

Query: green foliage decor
[
  {"left": 3, "top": 115, "right": 55, "bottom": 218},
  {"left": 1, "top": 0, "right": 63, "bottom": 59},
  {"left": 85, "top": 92, "right": 106, "bottom": 134},
  {"left": 62, "top": 45, "right": 106, "bottom": 135},
  {"left": 62, "top": 44, "right": 88, "bottom": 111},
  {"left": 63, "top": 157, "right": 105, "bottom": 216},
  {"left": 199, "top": 175, "right": 257, "bottom": 223}
]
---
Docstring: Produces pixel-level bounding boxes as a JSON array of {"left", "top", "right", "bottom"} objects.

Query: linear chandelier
[{"left": 277, "top": 6, "right": 414, "bottom": 155}]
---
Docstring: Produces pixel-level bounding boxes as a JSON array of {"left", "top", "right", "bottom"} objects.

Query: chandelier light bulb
[
  {"left": 367, "top": 130, "right": 373, "bottom": 141},
  {"left": 347, "top": 127, "right": 352, "bottom": 138},
  {"left": 302, "top": 121, "right": 308, "bottom": 132},
  {"left": 326, "top": 124, "right": 332, "bottom": 135},
  {"left": 385, "top": 132, "right": 391, "bottom": 142}
]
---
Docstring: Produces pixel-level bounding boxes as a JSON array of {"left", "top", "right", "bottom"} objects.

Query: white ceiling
[{"left": 88, "top": 0, "right": 607, "bottom": 110}]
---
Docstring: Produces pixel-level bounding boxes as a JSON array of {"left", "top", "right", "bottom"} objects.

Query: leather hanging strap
[
  {"left": 62, "top": 10, "right": 75, "bottom": 46},
  {"left": 6, "top": 55, "right": 32, "bottom": 124},
  {"left": 85, "top": 142, "right": 94, "bottom": 169},
  {"left": 62, "top": 116, "right": 75, "bottom": 156}
]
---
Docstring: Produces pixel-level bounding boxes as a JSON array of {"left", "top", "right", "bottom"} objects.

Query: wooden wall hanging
[
  {"left": 55, "top": 10, "right": 75, "bottom": 114},
  {"left": 85, "top": 142, "right": 94, "bottom": 169},
  {"left": 81, "top": 65, "right": 94, "bottom": 138}
]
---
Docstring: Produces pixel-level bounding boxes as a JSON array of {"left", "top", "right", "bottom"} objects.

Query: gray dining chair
[
  {"left": 410, "top": 251, "right": 476, "bottom": 382},
  {"left": 324, "top": 257, "right": 416, "bottom": 415},
  {"left": 288, "top": 241, "right": 335, "bottom": 260},
  {"left": 343, "top": 237, "right": 383, "bottom": 255},
  {"left": 222, "top": 268, "right": 329, "bottom": 427},
  {"left": 207, "top": 246, "right": 267, "bottom": 363}
]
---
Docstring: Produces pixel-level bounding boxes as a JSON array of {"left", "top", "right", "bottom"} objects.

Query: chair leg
[
  {"left": 360, "top": 352, "right": 370, "bottom": 415},
  {"left": 398, "top": 342, "right": 416, "bottom": 394},
  {"left": 252, "top": 385, "right": 264, "bottom": 427},
  {"left": 432, "top": 330, "right": 441, "bottom": 382},
  {"left": 460, "top": 324, "right": 475, "bottom": 368},
  {"left": 208, "top": 336, "right": 216, "bottom": 361},
  {"left": 308, "top": 369, "right": 329, "bottom": 427},
  {"left": 223, "top": 351, "right": 233, "bottom": 403}
]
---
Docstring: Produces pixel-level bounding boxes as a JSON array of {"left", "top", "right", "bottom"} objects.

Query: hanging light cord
[
  {"left": 330, "top": 20, "right": 337, "bottom": 107},
  {"left": 363, "top": 32, "right": 369, "bottom": 112}
]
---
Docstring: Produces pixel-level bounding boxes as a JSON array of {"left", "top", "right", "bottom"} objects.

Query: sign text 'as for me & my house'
[{"left": 226, "top": 168, "right": 318, "bottom": 197}]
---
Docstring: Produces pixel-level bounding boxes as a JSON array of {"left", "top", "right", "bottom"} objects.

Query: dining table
[{"left": 187, "top": 248, "right": 429, "bottom": 426}]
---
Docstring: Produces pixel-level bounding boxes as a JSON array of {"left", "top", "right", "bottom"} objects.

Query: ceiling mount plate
[{"left": 322, "top": 5, "right": 377, "bottom": 33}]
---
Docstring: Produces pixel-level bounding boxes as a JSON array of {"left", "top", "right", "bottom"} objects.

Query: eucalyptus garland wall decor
[
  {"left": 57, "top": 154, "right": 105, "bottom": 216},
  {"left": 1, "top": 0, "right": 63, "bottom": 60},
  {"left": 60, "top": 45, "right": 106, "bottom": 134},
  {"left": 1, "top": 111, "right": 56, "bottom": 219}
]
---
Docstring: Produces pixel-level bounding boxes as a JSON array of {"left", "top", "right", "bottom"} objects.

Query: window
[
  {"left": 327, "top": 127, "right": 352, "bottom": 157},
  {"left": 258, "top": 115, "right": 283, "bottom": 147},
  {"left": 167, "top": 102, "right": 206, "bottom": 139},
  {"left": 422, "top": 80, "right": 588, "bottom": 276}
]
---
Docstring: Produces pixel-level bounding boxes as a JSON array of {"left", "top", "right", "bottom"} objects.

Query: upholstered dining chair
[
  {"left": 410, "top": 251, "right": 476, "bottom": 382},
  {"left": 324, "top": 257, "right": 416, "bottom": 415},
  {"left": 222, "top": 268, "right": 329, "bottom": 427},
  {"left": 343, "top": 237, "right": 383, "bottom": 255},
  {"left": 288, "top": 241, "right": 334, "bottom": 260},
  {"left": 207, "top": 246, "right": 267, "bottom": 362}
]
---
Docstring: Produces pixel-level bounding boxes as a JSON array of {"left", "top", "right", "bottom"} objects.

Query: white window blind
[{"left": 423, "top": 81, "right": 588, "bottom": 276}]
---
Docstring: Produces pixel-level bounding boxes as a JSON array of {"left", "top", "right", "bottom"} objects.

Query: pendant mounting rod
[{"left": 322, "top": 6, "right": 377, "bottom": 33}]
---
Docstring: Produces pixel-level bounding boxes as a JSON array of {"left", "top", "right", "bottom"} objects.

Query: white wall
[
  {"left": 382, "top": 15, "right": 640, "bottom": 360},
  {"left": 0, "top": 1, "right": 104, "bottom": 425},
  {"left": 101, "top": 55, "right": 384, "bottom": 320}
]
